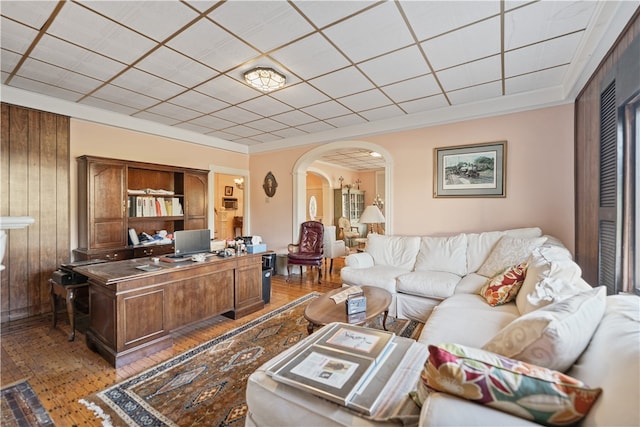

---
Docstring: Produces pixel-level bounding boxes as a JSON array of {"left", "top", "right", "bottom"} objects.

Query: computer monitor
[{"left": 174, "top": 229, "right": 211, "bottom": 256}]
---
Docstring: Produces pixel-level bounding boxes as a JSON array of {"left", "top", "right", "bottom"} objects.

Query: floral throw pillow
[
  {"left": 419, "top": 343, "right": 602, "bottom": 426},
  {"left": 479, "top": 262, "right": 528, "bottom": 306}
]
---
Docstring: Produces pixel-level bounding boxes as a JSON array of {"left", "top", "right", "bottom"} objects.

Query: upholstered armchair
[
  {"left": 322, "top": 225, "right": 348, "bottom": 274},
  {"left": 287, "top": 221, "right": 324, "bottom": 284}
]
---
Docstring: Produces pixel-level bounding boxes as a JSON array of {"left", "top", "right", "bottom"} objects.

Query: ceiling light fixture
[{"left": 243, "top": 67, "right": 286, "bottom": 92}]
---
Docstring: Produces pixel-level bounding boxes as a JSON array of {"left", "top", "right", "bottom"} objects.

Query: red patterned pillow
[{"left": 480, "top": 262, "right": 528, "bottom": 306}]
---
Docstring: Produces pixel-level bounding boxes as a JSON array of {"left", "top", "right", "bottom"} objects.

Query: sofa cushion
[
  {"left": 454, "top": 273, "right": 488, "bottom": 295},
  {"left": 466, "top": 228, "right": 542, "bottom": 273},
  {"left": 476, "top": 236, "right": 547, "bottom": 278},
  {"left": 567, "top": 295, "right": 640, "bottom": 427},
  {"left": 414, "top": 234, "right": 467, "bottom": 276},
  {"left": 483, "top": 286, "right": 606, "bottom": 372},
  {"left": 340, "top": 264, "right": 408, "bottom": 294},
  {"left": 366, "top": 234, "right": 421, "bottom": 270},
  {"left": 516, "top": 246, "right": 589, "bottom": 315},
  {"left": 417, "top": 294, "right": 519, "bottom": 349},
  {"left": 479, "top": 262, "right": 528, "bottom": 306},
  {"left": 417, "top": 343, "right": 602, "bottom": 426},
  {"left": 397, "top": 271, "right": 461, "bottom": 299}
]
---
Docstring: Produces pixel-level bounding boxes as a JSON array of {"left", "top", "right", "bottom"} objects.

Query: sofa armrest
[
  {"left": 344, "top": 252, "right": 374, "bottom": 268},
  {"left": 419, "top": 393, "right": 540, "bottom": 427}
]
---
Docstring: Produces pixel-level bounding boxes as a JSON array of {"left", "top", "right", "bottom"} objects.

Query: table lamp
[{"left": 358, "top": 205, "right": 385, "bottom": 235}]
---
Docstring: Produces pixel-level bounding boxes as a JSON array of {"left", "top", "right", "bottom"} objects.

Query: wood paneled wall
[
  {"left": 574, "top": 11, "right": 639, "bottom": 286},
  {"left": 1, "top": 103, "right": 70, "bottom": 322}
]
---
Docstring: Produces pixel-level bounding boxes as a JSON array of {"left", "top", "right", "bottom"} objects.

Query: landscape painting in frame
[{"left": 434, "top": 141, "right": 506, "bottom": 198}]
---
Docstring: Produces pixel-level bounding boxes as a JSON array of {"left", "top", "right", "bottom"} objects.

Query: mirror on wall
[{"left": 214, "top": 173, "right": 245, "bottom": 240}]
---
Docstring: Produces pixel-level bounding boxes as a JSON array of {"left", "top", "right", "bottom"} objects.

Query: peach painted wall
[
  {"left": 69, "top": 119, "right": 247, "bottom": 250},
  {"left": 249, "top": 104, "right": 575, "bottom": 254}
]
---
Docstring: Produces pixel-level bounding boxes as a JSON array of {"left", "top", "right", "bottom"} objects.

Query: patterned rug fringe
[{"left": 78, "top": 399, "right": 114, "bottom": 427}]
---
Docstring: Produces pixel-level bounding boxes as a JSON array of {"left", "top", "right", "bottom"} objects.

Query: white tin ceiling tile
[
  {"left": 301, "top": 100, "right": 352, "bottom": 120},
  {"left": 358, "top": 46, "right": 430, "bottom": 87},
  {"left": 1, "top": 50, "right": 21, "bottom": 74},
  {"left": 325, "top": 114, "right": 368, "bottom": 128},
  {"left": 9, "top": 75, "right": 83, "bottom": 102},
  {"left": 232, "top": 138, "right": 262, "bottom": 146},
  {"left": 422, "top": 16, "right": 500, "bottom": 71},
  {"left": 168, "top": 19, "right": 258, "bottom": 72},
  {"left": 82, "top": 1, "right": 198, "bottom": 42},
  {"left": 210, "top": 1, "right": 314, "bottom": 52},
  {"left": 447, "top": 81, "right": 502, "bottom": 105},
  {"left": 292, "top": 1, "right": 376, "bottom": 29},
  {"left": 400, "top": 95, "right": 449, "bottom": 113},
  {"left": 270, "top": 33, "right": 350, "bottom": 80},
  {"left": 223, "top": 124, "right": 263, "bottom": 138},
  {"left": 195, "top": 75, "right": 260, "bottom": 105},
  {"left": 207, "top": 130, "right": 245, "bottom": 141},
  {"left": 309, "top": 67, "right": 374, "bottom": 98},
  {"left": 245, "top": 118, "right": 288, "bottom": 133},
  {"left": 133, "top": 110, "right": 182, "bottom": 126},
  {"left": 359, "top": 105, "right": 404, "bottom": 122},
  {"left": 136, "top": 46, "right": 216, "bottom": 88},
  {"left": 182, "top": 1, "right": 217, "bottom": 13},
  {"left": 504, "top": 1, "right": 596, "bottom": 50},
  {"left": 248, "top": 133, "right": 282, "bottom": 143},
  {"left": 271, "top": 109, "right": 317, "bottom": 127},
  {"left": 297, "top": 121, "right": 336, "bottom": 133},
  {"left": 146, "top": 101, "right": 203, "bottom": 122},
  {"left": 0, "top": 1, "right": 59, "bottom": 30},
  {"left": 436, "top": 55, "right": 502, "bottom": 92},
  {"left": 92, "top": 84, "right": 160, "bottom": 110},
  {"left": 187, "top": 114, "right": 236, "bottom": 130},
  {"left": 323, "top": 2, "right": 413, "bottom": 63},
  {"left": 505, "top": 65, "right": 567, "bottom": 95},
  {"left": 31, "top": 35, "right": 126, "bottom": 82},
  {"left": 211, "top": 106, "right": 262, "bottom": 124},
  {"left": 0, "top": 17, "right": 38, "bottom": 55},
  {"left": 47, "top": 2, "right": 156, "bottom": 64},
  {"left": 269, "top": 82, "right": 330, "bottom": 109},
  {"left": 169, "top": 90, "right": 229, "bottom": 114},
  {"left": 338, "top": 89, "right": 390, "bottom": 111},
  {"left": 272, "top": 127, "right": 308, "bottom": 138},
  {"left": 237, "top": 96, "right": 292, "bottom": 117},
  {"left": 381, "top": 74, "right": 440, "bottom": 103},
  {"left": 400, "top": 0, "right": 499, "bottom": 41},
  {"left": 80, "top": 96, "right": 140, "bottom": 116},
  {"left": 173, "top": 121, "right": 215, "bottom": 134},
  {"left": 19, "top": 59, "right": 102, "bottom": 94},
  {"left": 505, "top": 32, "right": 582, "bottom": 77},
  {"left": 112, "top": 68, "right": 185, "bottom": 101}
]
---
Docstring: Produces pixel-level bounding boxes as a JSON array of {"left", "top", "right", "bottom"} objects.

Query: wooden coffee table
[{"left": 304, "top": 286, "right": 392, "bottom": 334}]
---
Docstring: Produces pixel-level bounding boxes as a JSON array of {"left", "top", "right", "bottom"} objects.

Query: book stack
[
  {"left": 266, "top": 322, "right": 413, "bottom": 415},
  {"left": 127, "top": 196, "right": 183, "bottom": 217}
]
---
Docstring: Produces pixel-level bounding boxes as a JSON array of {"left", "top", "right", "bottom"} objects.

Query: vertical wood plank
[
  {"left": 1, "top": 104, "right": 9, "bottom": 321},
  {"left": 55, "top": 115, "right": 70, "bottom": 310},
  {"left": 27, "top": 110, "right": 41, "bottom": 316}
]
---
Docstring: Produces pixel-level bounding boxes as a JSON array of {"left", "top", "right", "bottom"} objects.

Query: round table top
[{"left": 304, "top": 286, "right": 392, "bottom": 328}]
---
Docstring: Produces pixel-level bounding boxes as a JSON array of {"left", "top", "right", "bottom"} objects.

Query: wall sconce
[
  {"left": 234, "top": 178, "right": 244, "bottom": 190},
  {"left": 243, "top": 67, "right": 286, "bottom": 92}
]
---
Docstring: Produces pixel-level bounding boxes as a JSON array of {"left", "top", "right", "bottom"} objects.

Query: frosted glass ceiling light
[{"left": 243, "top": 67, "right": 286, "bottom": 92}]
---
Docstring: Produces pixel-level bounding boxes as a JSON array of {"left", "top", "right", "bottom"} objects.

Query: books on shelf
[
  {"left": 266, "top": 322, "right": 409, "bottom": 415},
  {"left": 127, "top": 196, "right": 183, "bottom": 217}
]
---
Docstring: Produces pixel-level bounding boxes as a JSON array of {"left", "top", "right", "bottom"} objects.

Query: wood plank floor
[{"left": 1, "top": 260, "right": 345, "bottom": 426}]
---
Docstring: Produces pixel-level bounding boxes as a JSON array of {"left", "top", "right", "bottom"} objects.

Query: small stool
[{"left": 49, "top": 279, "right": 88, "bottom": 341}]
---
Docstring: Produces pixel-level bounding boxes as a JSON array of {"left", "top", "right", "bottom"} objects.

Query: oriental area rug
[{"left": 80, "top": 293, "right": 423, "bottom": 427}]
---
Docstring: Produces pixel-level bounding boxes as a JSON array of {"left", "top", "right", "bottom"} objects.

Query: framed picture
[
  {"left": 224, "top": 186, "right": 233, "bottom": 196},
  {"left": 434, "top": 141, "right": 506, "bottom": 198}
]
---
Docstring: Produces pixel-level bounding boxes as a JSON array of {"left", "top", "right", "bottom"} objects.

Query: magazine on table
[{"left": 266, "top": 323, "right": 400, "bottom": 414}]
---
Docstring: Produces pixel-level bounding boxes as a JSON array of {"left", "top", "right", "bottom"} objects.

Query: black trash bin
[{"left": 261, "top": 253, "right": 275, "bottom": 304}]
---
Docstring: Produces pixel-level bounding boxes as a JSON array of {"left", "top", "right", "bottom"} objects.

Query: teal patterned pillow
[{"left": 419, "top": 343, "right": 602, "bottom": 426}]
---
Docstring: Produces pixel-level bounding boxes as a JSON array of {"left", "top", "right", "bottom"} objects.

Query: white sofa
[{"left": 246, "top": 228, "right": 640, "bottom": 427}]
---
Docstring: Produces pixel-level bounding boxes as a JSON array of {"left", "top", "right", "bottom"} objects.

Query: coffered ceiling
[{"left": 1, "top": 0, "right": 637, "bottom": 169}]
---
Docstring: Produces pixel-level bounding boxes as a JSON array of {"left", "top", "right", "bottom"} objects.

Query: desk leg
[
  {"left": 50, "top": 280, "right": 57, "bottom": 329},
  {"left": 66, "top": 289, "right": 76, "bottom": 341},
  {"left": 382, "top": 310, "right": 389, "bottom": 331}
]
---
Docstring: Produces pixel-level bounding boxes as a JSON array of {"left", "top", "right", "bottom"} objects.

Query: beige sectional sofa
[{"left": 245, "top": 228, "right": 640, "bottom": 427}]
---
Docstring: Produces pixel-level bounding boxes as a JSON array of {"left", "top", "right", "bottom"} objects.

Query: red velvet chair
[{"left": 287, "top": 221, "right": 324, "bottom": 284}]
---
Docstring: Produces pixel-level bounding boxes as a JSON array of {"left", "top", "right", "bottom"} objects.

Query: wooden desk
[{"left": 75, "top": 253, "right": 264, "bottom": 367}]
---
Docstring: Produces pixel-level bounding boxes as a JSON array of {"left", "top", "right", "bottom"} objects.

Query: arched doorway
[{"left": 292, "top": 141, "right": 393, "bottom": 241}]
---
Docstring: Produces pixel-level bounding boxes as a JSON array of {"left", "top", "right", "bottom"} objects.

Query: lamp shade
[{"left": 358, "top": 205, "right": 385, "bottom": 224}]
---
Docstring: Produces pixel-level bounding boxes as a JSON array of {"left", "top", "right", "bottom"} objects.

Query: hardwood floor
[{"left": 1, "top": 260, "right": 344, "bottom": 426}]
